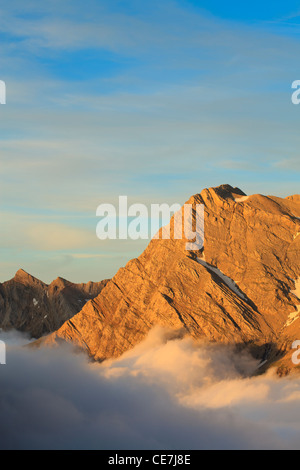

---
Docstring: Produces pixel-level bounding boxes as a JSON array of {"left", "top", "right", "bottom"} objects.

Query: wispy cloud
[
  {"left": 1, "top": 327, "right": 300, "bottom": 449},
  {"left": 273, "top": 158, "right": 300, "bottom": 171},
  {"left": 1, "top": 0, "right": 300, "bottom": 281}
]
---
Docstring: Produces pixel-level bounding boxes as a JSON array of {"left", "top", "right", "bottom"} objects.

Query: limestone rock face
[
  {"left": 34, "top": 185, "right": 300, "bottom": 370},
  {"left": 0, "top": 269, "right": 109, "bottom": 338}
]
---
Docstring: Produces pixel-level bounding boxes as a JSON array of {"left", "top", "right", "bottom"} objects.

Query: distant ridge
[{"left": 0, "top": 270, "right": 109, "bottom": 338}]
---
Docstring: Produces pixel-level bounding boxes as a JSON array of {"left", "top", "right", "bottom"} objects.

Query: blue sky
[
  {"left": 184, "top": 0, "right": 300, "bottom": 22},
  {"left": 0, "top": 0, "right": 300, "bottom": 283}
]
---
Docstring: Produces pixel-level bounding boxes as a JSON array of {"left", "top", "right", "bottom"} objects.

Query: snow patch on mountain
[
  {"left": 285, "top": 279, "right": 300, "bottom": 327},
  {"left": 197, "top": 259, "right": 247, "bottom": 302}
]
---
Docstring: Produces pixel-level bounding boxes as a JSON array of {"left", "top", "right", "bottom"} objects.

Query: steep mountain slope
[
  {"left": 0, "top": 269, "right": 109, "bottom": 338},
  {"left": 35, "top": 185, "right": 300, "bottom": 371}
]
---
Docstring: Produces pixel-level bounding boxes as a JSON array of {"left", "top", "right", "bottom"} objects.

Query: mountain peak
[
  {"left": 14, "top": 268, "right": 33, "bottom": 280},
  {"left": 49, "top": 277, "right": 70, "bottom": 289},
  {"left": 196, "top": 184, "right": 247, "bottom": 208},
  {"left": 209, "top": 184, "right": 246, "bottom": 199},
  {"left": 1, "top": 271, "right": 109, "bottom": 339},
  {"left": 15, "top": 268, "right": 28, "bottom": 277},
  {"left": 13, "top": 269, "right": 46, "bottom": 287},
  {"left": 37, "top": 184, "right": 300, "bottom": 374}
]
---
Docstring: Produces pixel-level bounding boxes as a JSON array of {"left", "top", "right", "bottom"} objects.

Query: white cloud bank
[{"left": 0, "top": 327, "right": 300, "bottom": 449}]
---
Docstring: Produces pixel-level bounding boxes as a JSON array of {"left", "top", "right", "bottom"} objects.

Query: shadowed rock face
[
  {"left": 0, "top": 269, "right": 109, "bottom": 338},
  {"left": 11, "top": 184, "right": 300, "bottom": 373}
]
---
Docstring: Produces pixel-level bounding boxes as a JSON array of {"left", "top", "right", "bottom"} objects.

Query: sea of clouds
[{"left": 0, "top": 327, "right": 300, "bottom": 450}]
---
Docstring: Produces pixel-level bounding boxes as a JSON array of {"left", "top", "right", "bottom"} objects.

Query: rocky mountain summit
[
  {"left": 0, "top": 269, "right": 109, "bottom": 338},
  {"left": 33, "top": 184, "right": 300, "bottom": 374}
]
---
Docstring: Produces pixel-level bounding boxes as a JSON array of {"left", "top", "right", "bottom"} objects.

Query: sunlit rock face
[{"left": 28, "top": 185, "right": 300, "bottom": 372}]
